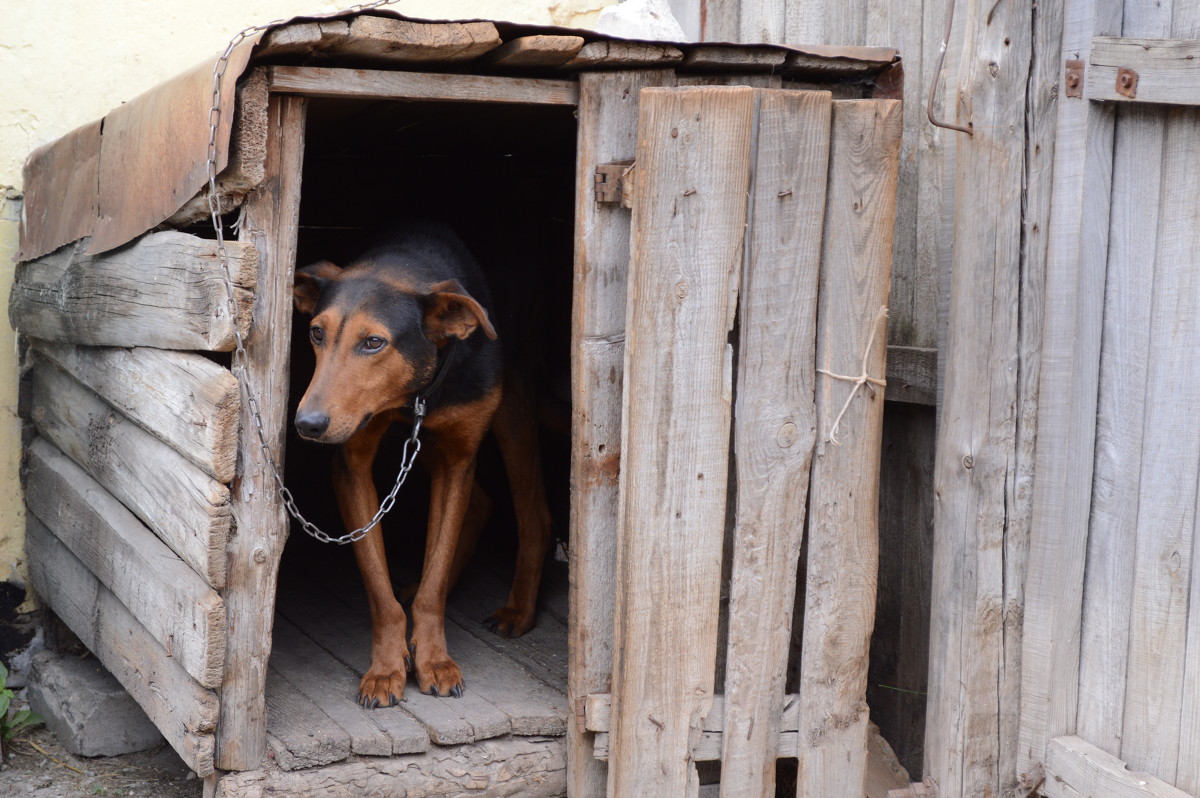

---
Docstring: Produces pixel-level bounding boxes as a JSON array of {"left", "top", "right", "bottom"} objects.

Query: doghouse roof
[{"left": 17, "top": 10, "right": 898, "bottom": 262}]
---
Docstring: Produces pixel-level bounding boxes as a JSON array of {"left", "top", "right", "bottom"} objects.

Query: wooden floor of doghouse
[{"left": 220, "top": 555, "right": 570, "bottom": 794}]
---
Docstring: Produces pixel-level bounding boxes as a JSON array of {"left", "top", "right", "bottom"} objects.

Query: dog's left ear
[
  {"left": 423, "top": 280, "right": 498, "bottom": 342},
  {"left": 294, "top": 260, "right": 342, "bottom": 315}
]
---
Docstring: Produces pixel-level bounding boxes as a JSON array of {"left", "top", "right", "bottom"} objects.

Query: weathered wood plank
[
  {"left": 1088, "top": 36, "right": 1200, "bottom": 106},
  {"left": 33, "top": 340, "right": 239, "bottom": 484},
  {"left": 213, "top": 735, "right": 567, "bottom": 798},
  {"left": 478, "top": 35, "right": 585, "bottom": 69},
  {"left": 568, "top": 68, "right": 676, "bottom": 798},
  {"left": 1119, "top": 106, "right": 1200, "bottom": 782},
  {"left": 267, "top": 66, "right": 578, "bottom": 106},
  {"left": 883, "top": 346, "right": 937, "bottom": 406},
  {"left": 30, "top": 362, "right": 229, "bottom": 589},
  {"left": 8, "top": 231, "right": 255, "bottom": 351},
  {"left": 25, "top": 438, "right": 226, "bottom": 688},
  {"left": 1044, "top": 736, "right": 1197, "bottom": 798},
  {"left": 217, "top": 94, "right": 305, "bottom": 771},
  {"left": 26, "top": 517, "right": 218, "bottom": 776},
  {"left": 1076, "top": 2, "right": 1171, "bottom": 757},
  {"left": 258, "top": 18, "right": 501, "bottom": 63},
  {"left": 679, "top": 45, "right": 787, "bottom": 72},
  {"left": 265, "top": 668, "right": 352, "bottom": 771},
  {"left": 561, "top": 40, "right": 684, "bottom": 70},
  {"left": 796, "top": 98, "right": 900, "bottom": 798},
  {"left": 608, "top": 86, "right": 753, "bottom": 798},
  {"left": 719, "top": 89, "right": 830, "bottom": 798}
]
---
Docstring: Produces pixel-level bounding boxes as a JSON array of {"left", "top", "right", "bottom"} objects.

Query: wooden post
[
  {"left": 795, "top": 98, "right": 901, "bottom": 798},
  {"left": 568, "top": 69, "right": 676, "bottom": 798},
  {"left": 1017, "top": 0, "right": 1122, "bottom": 783},
  {"left": 718, "top": 89, "right": 831, "bottom": 798},
  {"left": 607, "top": 86, "right": 753, "bottom": 798},
  {"left": 217, "top": 94, "right": 307, "bottom": 770}
]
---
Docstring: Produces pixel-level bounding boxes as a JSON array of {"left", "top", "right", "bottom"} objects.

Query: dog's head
[{"left": 292, "top": 258, "right": 496, "bottom": 444}]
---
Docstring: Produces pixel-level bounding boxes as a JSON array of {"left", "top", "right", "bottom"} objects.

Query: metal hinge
[{"left": 595, "top": 160, "right": 635, "bottom": 208}]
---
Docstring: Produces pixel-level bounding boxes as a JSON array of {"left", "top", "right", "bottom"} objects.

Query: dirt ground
[{"left": 0, "top": 725, "right": 201, "bottom": 798}]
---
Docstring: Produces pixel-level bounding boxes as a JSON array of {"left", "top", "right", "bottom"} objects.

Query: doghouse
[{"left": 9, "top": 11, "right": 903, "bottom": 797}]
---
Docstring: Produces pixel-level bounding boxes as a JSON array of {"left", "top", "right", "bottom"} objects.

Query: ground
[{"left": 0, "top": 725, "right": 200, "bottom": 798}]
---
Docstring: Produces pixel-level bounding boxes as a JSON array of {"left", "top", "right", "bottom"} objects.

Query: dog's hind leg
[
  {"left": 333, "top": 416, "right": 409, "bottom": 708},
  {"left": 486, "top": 373, "right": 552, "bottom": 638}
]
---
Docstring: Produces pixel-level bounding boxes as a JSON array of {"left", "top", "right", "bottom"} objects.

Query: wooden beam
[
  {"left": 568, "top": 69, "right": 676, "bottom": 798},
  {"left": 24, "top": 439, "right": 226, "bottom": 688},
  {"left": 29, "top": 363, "right": 230, "bottom": 590},
  {"left": 33, "top": 340, "right": 239, "bottom": 484},
  {"left": 217, "top": 94, "right": 305, "bottom": 771},
  {"left": 266, "top": 66, "right": 578, "bottom": 106},
  {"left": 26, "top": 517, "right": 218, "bottom": 777},
  {"left": 478, "top": 35, "right": 585, "bottom": 69},
  {"left": 561, "top": 41, "right": 684, "bottom": 70},
  {"left": 607, "top": 86, "right": 753, "bottom": 798},
  {"left": 8, "top": 231, "right": 255, "bottom": 351},
  {"left": 796, "top": 98, "right": 901, "bottom": 798},
  {"left": 719, "top": 89, "right": 831, "bottom": 798},
  {"left": 257, "top": 17, "right": 501, "bottom": 63},
  {"left": 1043, "top": 736, "right": 1198, "bottom": 798},
  {"left": 1088, "top": 36, "right": 1200, "bottom": 105}
]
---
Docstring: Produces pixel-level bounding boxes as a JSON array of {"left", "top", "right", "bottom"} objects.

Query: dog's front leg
[{"left": 333, "top": 418, "right": 409, "bottom": 708}]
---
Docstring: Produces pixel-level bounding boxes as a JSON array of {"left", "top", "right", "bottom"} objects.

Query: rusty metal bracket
[
  {"left": 1065, "top": 59, "right": 1085, "bottom": 98},
  {"left": 1116, "top": 66, "right": 1139, "bottom": 98},
  {"left": 595, "top": 160, "right": 635, "bottom": 208}
]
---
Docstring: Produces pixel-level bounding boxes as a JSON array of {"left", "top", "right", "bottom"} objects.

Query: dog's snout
[{"left": 295, "top": 410, "right": 331, "bottom": 439}]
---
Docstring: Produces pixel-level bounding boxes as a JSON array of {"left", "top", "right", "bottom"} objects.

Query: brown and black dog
[{"left": 292, "top": 223, "right": 551, "bottom": 706}]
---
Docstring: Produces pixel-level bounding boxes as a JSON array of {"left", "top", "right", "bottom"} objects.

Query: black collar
[{"left": 414, "top": 339, "right": 458, "bottom": 411}]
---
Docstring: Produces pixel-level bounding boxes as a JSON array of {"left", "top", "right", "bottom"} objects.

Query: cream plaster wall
[{"left": 0, "top": 0, "right": 612, "bottom": 594}]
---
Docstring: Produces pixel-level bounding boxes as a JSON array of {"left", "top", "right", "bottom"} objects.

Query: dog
[{"left": 292, "top": 223, "right": 552, "bottom": 707}]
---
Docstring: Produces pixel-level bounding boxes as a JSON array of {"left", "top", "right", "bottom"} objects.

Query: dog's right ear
[{"left": 294, "top": 261, "right": 342, "bottom": 315}]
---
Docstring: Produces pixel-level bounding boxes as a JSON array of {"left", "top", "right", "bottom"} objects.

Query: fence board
[
  {"left": 33, "top": 341, "right": 239, "bottom": 484},
  {"left": 569, "top": 68, "right": 677, "bottom": 798},
  {"left": 1120, "top": 106, "right": 1200, "bottom": 783},
  {"left": 8, "top": 231, "right": 255, "bottom": 351},
  {"left": 30, "top": 362, "right": 229, "bottom": 589},
  {"left": 718, "top": 89, "right": 830, "bottom": 798},
  {"left": 607, "top": 86, "right": 753, "bottom": 798},
  {"left": 1044, "top": 737, "right": 1197, "bottom": 798},
  {"left": 796, "top": 98, "right": 900, "bottom": 798},
  {"left": 26, "top": 517, "right": 218, "bottom": 776}
]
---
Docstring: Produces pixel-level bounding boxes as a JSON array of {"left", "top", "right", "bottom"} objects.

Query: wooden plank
[
  {"left": 25, "top": 517, "right": 218, "bottom": 776},
  {"left": 883, "top": 346, "right": 937, "bottom": 405},
  {"left": 678, "top": 45, "right": 787, "bottom": 72},
  {"left": 25, "top": 438, "right": 226, "bottom": 688},
  {"left": 1119, "top": 106, "right": 1200, "bottom": 781},
  {"left": 478, "top": 35, "right": 585, "bottom": 69},
  {"left": 796, "top": 98, "right": 901, "bottom": 798},
  {"left": 561, "top": 40, "right": 684, "bottom": 69},
  {"left": 33, "top": 340, "right": 239, "bottom": 484},
  {"left": 607, "top": 86, "right": 753, "bottom": 798},
  {"left": 1044, "top": 736, "right": 1198, "bottom": 798},
  {"left": 568, "top": 68, "right": 676, "bottom": 798},
  {"left": 265, "top": 666, "right": 351, "bottom": 771},
  {"left": 8, "top": 230, "right": 256, "bottom": 351},
  {"left": 719, "top": 89, "right": 830, "bottom": 798},
  {"left": 213, "top": 735, "right": 568, "bottom": 798},
  {"left": 595, "top": 730, "right": 800, "bottom": 763},
  {"left": 1088, "top": 36, "right": 1200, "bottom": 105},
  {"left": 217, "top": 94, "right": 305, "bottom": 771},
  {"left": 268, "top": 617, "right": 395, "bottom": 758},
  {"left": 30, "top": 363, "right": 229, "bottom": 589},
  {"left": 267, "top": 66, "right": 579, "bottom": 106},
  {"left": 258, "top": 18, "right": 501, "bottom": 63},
  {"left": 1076, "top": 0, "right": 1172, "bottom": 757}
]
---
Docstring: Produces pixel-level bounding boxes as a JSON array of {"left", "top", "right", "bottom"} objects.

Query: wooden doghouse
[{"left": 9, "top": 11, "right": 904, "bottom": 797}]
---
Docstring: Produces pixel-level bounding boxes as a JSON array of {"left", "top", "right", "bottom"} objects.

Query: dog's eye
[
  {"left": 310, "top": 326, "right": 325, "bottom": 344},
  {"left": 362, "top": 336, "right": 386, "bottom": 352}
]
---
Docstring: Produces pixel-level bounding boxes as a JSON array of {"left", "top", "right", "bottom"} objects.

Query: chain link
[{"left": 207, "top": 0, "right": 414, "bottom": 545}]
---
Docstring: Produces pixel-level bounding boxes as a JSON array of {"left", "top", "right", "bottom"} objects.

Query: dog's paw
[
  {"left": 358, "top": 668, "right": 407, "bottom": 709},
  {"left": 482, "top": 605, "right": 536, "bottom": 639},
  {"left": 415, "top": 656, "right": 465, "bottom": 698}
]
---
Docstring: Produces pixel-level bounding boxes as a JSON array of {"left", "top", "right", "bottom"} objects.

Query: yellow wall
[{"left": 0, "top": 0, "right": 612, "bottom": 598}]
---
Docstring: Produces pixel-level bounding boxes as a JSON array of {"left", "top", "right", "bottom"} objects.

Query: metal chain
[{"left": 206, "top": 0, "right": 415, "bottom": 545}]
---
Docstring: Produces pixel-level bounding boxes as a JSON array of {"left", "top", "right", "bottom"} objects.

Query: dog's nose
[{"left": 295, "top": 410, "right": 330, "bottom": 439}]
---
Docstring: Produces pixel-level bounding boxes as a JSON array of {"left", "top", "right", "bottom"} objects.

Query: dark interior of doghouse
[{"left": 272, "top": 96, "right": 577, "bottom": 711}]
